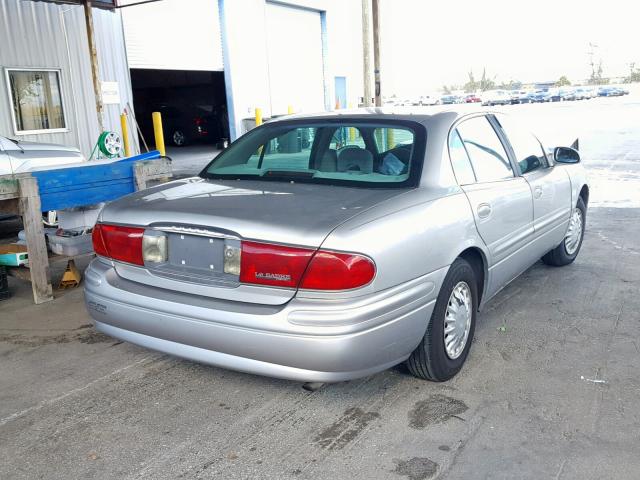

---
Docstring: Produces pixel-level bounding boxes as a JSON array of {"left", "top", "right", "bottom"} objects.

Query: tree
[
  {"left": 463, "top": 70, "right": 478, "bottom": 93},
  {"left": 479, "top": 68, "right": 496, "bottom": 91},
  {"left": 498, "top": 79, "right": 522, "bottom": 90},
  {"left": 442, "top": 84, "right": 452, "bottom": 94},
  {"left": 555, "top": 76, "right": 571, "bottom": 87},
  {"left": 588, "top": 60, "right": 609, "bottom": 85},
  {"left": 624, "top": 63, "right": 640, "bottom": 83}
]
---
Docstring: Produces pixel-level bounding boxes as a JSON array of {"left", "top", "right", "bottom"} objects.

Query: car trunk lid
[{"left": 101, "top": 178, "right": 406, "bottom": 303}]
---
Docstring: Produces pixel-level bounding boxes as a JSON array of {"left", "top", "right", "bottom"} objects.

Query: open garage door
[{"left": 265, "top": 3, "right": 326, "bottom": 116}]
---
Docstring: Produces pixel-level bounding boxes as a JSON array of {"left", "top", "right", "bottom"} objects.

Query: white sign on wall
[{"left": 101, "top": 81, "right": 120, "bottom": 105}]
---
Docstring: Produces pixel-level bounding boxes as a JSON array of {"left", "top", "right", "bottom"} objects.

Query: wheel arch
[
  {"left": 579, "top": 184, "right": 589, "bottom": 207},
  {"left": 458, "top": 247, "right": 488, "bottom": 308}
]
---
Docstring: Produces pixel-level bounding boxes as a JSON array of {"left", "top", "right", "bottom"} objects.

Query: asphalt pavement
[{"left": 1, "top": 95, "right": 639, "bottom": 479}]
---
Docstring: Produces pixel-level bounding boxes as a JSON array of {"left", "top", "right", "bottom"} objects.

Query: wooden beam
[
  {"left": 18, "top": 177, "right": 53, "bottom": 304},
  {"left": 372, "top": 0, "right": 382, "bottom": 107},
  {"left": 83, "top": 0, "right": 104, "bottom": 132}
]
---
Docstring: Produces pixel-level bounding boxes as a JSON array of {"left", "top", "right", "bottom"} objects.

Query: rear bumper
[{"left": 84, "top": 259, "right": 444, "bottom": 382}]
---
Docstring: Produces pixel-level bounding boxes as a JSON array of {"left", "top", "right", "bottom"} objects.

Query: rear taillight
[
  {"left": 300, "top": 250, "right": 376, "bottom": 290},
  {"left": 239, "top": 241, "right": 314, "bottom": 288},
  {"left": 92, "top": 223, "right": 144, "bottom": 266},
  {"left": 238, "top": 241, "right": 375, "bottom": 291}
]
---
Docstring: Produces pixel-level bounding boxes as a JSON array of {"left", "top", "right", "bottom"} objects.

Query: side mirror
[{"left": 554, "top": 146, "right": 580, "bottom": 164}]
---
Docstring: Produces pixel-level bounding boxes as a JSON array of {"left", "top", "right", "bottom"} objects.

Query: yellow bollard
[
  {"left": 287, "top": 105, "right": 294, "bottom": 115},
  {"left": 255, "top": 108, "right": 263, "bottom": 127},
  {"left": 152, "top": 111, "right": 165, "bottom": 157},
  {"left": 349, "top": 126, "right": 356, "bottom": 142},
  {"left": 120, "top": 113, "right": 131, "bottom": 157},
  {"left": 386, "top": 128, "right": 395, "bottom": 150}
]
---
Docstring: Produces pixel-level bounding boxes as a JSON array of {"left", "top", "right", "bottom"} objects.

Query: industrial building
[{"left": 0, "top": 0, "right": 138, "bottom": 158}]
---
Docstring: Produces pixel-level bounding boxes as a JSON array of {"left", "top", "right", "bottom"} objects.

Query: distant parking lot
[{"left": 1, "top": 93, "right": 640, "bottom": 479}]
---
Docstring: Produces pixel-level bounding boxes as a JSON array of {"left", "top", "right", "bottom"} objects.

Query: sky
[{"left": 379, "top": 0, "right": 639, "bottom": 95}]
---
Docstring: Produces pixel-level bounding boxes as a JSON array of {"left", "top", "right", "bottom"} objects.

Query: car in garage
[
  {"left": 85, "top": 109, "right": 589, "bottom": 384},
  {"left": 0, "top": 135, "right": 85, "bottom": 224},
  {"left": 137, "top": 103, "right": 225, "bottom": 147}
]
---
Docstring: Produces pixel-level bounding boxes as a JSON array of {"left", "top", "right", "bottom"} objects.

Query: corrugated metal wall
[{"left": 0, "top": 0, "right": 138, "bottom": 158}]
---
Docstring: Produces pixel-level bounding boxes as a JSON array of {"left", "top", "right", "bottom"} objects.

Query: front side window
[
  {"left": 494, "top": 115, "right": 548, "bottom": 174},
  {"left": 456, "top": 116, "right": 513, "bottom": 182},
  {"left": 7, "top": 69, "right": 66, "bottom": 133},
  {"left": 203, "top": 121, "right": 421, "bottom": 187}
]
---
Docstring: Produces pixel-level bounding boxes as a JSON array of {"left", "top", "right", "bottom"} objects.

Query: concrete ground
[
  {"left": 165, "top": 144, "right": 221, "bottom": 177},
  {"left": 1, "top": 95, "right": 639, "bottom": 479}
]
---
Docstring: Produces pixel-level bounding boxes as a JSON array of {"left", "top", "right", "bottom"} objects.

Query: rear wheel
[
  {"left": 542, "top": 197, "right": 586, "bottom": 266},
  {"left": 407, "top": 258, "right": 477, "bottom": 381}
]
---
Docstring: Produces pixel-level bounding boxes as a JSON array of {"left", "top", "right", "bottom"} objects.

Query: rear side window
[
  {"left": 456, "top": 116, "right": 513, "bottom": 182},
  {"left": 448, "top": 129, "right": 476, "bottom": 185},
  {"left": 494, "top": 115, "right": 548, "bottom": 174}
]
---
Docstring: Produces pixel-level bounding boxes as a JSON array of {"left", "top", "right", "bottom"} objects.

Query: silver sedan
[{"left": 84, "top": 109, "right": 588, "bottom": 383}]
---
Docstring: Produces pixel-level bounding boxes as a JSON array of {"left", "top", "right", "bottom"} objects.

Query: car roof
[{"left": 271, "top": 107, "right": 488, "bottom": 125}]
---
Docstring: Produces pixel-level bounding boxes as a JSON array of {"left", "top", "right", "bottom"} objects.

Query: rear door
[
  {"left": 451, "top": 115, "right": 534, "bottom": 298},
  {"left": 494, "top": 114, "right": 572, "bottom": 252}
]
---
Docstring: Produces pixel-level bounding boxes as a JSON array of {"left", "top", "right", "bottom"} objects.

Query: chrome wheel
[
  {"left": 564, "top": 207, "right": 583, "bottom": 255},
  {"left": 444, "top": 281, "right": 472, "bottom": 360},
  {"left": 172, "top": 130, "right": 186, "bottom": 146}
]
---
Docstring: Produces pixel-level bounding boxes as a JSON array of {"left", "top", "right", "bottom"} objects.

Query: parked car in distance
[
  {"left": 529, "top": 90, "right": 552, "bottom": 103},
  {"left": 510, "top": 90, "right": 531, "bottom": 104},
  {"left": 481, "top": 90, "right": 511, "bottom": 106},
  {"left": 0, "top": 135, "right": 86, "bottom": 224},
  {"left": 558, "top": 88, "right": 576, "bottom": 101},
  {"left": 85, "top": 109, "right": 589, "bottom": 384},
  {"left": 418, "top": 95, "right": 440, "bottom": 106},
  {"left": 440, "top": 94, "right": 461, "bottom": 105},
  {"left": 599, "top": 86, "right": 628, "bottom": 97},
  {"left": 464, "top": 94, "right": 482, "bottom": 103},
  {"left": 573, "top": 88, "right": 589, "bottom": 100}
]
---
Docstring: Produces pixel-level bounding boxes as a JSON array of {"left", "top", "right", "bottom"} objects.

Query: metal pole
[
  {"left": 152, "top": 111, "right": 166, "bottom": 157},
  {"left": 120, "top": 113, "right": 131, "bottom": 157},
  {"left": 83, "top": 0, "right": 104, "bottom": 132},
  {"left": 361, "top": 0, "right": 372, "bottom": 107},
  {"left": 372, "top": 0, "right": 382, "bottom": 107}
]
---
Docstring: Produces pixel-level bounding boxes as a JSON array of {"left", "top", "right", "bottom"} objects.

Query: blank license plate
[{"left": 167, "top": 233, "right": 224, "bottom": 274}]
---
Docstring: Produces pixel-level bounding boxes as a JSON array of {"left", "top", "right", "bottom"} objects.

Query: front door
[
  {"left": 452, "top": 116, "right": 535, "bottom": 299},
  {"left": 493, "top": 114, "right": 572, "bottom": 253}
]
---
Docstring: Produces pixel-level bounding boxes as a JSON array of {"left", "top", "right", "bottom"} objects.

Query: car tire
[
  {"left": 406, "top": 258, "right": 478, "bottom": 382},
  {"left": 171, "top": 130, "right": 188, "bottom": 147},
  {"left": 542, "top": 197, "right": 586, "bottom": 266}
]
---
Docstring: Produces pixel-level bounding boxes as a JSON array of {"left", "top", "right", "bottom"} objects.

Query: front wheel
[
  {"left": 406, "top": 258, "right": 477, "bottom": 381},
  {"left": 171, "top": 130, "right": 188, "bottom": 147},
  {"left": 542, "top": 197, "right": 586, "bottom": 266}
]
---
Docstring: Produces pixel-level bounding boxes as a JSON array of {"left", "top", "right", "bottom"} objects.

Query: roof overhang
[{"left": 26, "top": 0, "right": 118, "bottom": 10}]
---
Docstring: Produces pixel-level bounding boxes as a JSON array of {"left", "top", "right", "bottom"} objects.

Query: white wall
[
  {"left": 121, "top": 0, "right": 223, "bottom": 71},
  {"left": 220, "top": 0, "right": 365, "bottom": 139}
]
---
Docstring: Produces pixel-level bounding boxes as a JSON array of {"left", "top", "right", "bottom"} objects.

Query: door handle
[
  {"left": 477, "top": 203, "right": 492, "bottom": 218},
  {"left": 534, "top": 186, "right": 543, "bottom": 199}
]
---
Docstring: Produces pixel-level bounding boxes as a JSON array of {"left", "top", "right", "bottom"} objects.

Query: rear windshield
[{"left": 201, "top": 120, "right": 424, "bottom": 187}]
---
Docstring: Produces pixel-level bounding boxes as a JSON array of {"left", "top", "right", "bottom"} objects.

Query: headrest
[{"left": 337, "top": 148, "right": 373, "bottom": 173}]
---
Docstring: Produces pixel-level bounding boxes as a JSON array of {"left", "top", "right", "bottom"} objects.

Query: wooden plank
[
  {"left": 38, "top": 178, "right": 135, "bottom": 212},
  {"left": 18, "top": 177, "right": 53, "bottom": 304}
]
